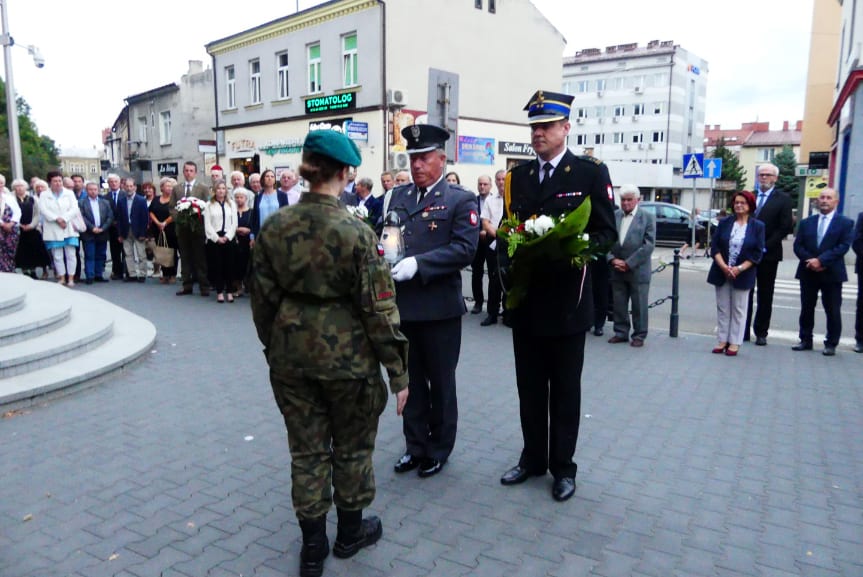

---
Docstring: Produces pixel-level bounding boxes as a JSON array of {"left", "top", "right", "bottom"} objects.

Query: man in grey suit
[
  {"left": 170, "top": 161, "right": 211, "bottom": 296},
  {"left": 607, "top": 184, "right": 656, "bottom": 347}
]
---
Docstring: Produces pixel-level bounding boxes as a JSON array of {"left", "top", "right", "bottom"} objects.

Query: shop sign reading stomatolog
[
  {"left": 458, "top": 136, "right": 496, "bottom": 165},
  {"left": 305, "top": 92, "right": 356, "bottom": 115}
]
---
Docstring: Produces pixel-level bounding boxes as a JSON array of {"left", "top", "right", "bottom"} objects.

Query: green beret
[{"left": 302, "top": 130, "right": 362, "bottom": 167}]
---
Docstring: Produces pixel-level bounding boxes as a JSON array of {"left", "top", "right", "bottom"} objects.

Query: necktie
[
  {"left": 756, "top": 192, "right": 766, "bottom": 213},
  {"left": 417, "top": 187, "right": 427, "bottom": 206},
  {"left": 817, "top": 215, "right": 827, "bottom": 245},
  {"left": 541, "top": 162, "right": 552, "bottom": 185},
  {"left": 185, "top": 183, "right": 191, "bottom": 197}
]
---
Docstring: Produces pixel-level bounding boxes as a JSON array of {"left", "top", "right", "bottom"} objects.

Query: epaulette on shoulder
[
  {"left": 578, "top": 155, "right": 605, "bottom": 166},
  {"left": 509, "top": 160, "right": 532, "bottom": 175}
]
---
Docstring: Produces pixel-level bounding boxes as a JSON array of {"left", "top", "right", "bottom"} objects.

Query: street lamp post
[
  {"left": 1, "top": 0, "right": 23, "bottom": 180},
  {"left": 1, "top": 0, "right": 43, "bottom": 182}
]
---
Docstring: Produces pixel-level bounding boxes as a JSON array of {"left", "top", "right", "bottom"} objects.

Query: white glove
[{"left": 391, "top": 256, "right": 418, "bottom": 282}]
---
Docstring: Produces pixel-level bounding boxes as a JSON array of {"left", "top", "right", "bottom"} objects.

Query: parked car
[{"left": 638, "top": 201, "right": 715, "bottom": 246}]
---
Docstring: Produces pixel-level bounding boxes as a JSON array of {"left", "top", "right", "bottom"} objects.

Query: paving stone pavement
[{"left": 1, "top": 275, "right": 861, "bottom": 577}]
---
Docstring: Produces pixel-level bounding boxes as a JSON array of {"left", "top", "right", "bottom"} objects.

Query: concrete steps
[{"left": 0, "top": 273, "right": 157, "bottom": 408}]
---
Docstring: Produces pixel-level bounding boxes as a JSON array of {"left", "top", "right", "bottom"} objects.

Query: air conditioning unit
[
  {"left": 638, "top": 143, "right": 645, "bottom": 150},
  {"left": 634, "top": 86, "right": 643, "bottom": 94},
  {"left": 387, "top": 88, "right": 408, "bottom": 108},
  {"left": 623, "top": 144, "right": 630, "bottom": 150},
  {"left": 612, "top": 117, "right": 620, "bottom": 123},
  {"left": 596, "top": 90, "right": 604, "bottom": 98},
  {"left": 576, "top": 117, "right": 585, "bottom": 124},
  {"left": 632, "top": 115, "right": 639, "bottom": 122},
  {"left": 648, "top": 143, "right": 656, "bottom": 150},
  {"left": 389, "top": 151, "right": 410, "bottom": 170}
]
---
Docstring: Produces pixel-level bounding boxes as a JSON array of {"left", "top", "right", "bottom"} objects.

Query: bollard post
[{"left": 670, "top": 248, "right": 680, "bottom": 338}]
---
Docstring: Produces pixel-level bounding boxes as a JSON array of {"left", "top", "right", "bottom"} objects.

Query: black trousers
[
  {"left": 798, "top": 278, "right": 844, "bottom": 346},
  {"left": 746, "top": 259, "right": 779, "bottom": 339},
  {"left": 108, "top": 225, "right": 124, "bottom": 277},
  {"left": 856, "top": 273, "right": 863, "bottom": 344},
  {"left": 486, "top": 245, "right": 502, "bottom": 318},
  {"left": 401, "top": 318, "right": 461, "bottom": 463},
  {"left": 177, "top": 227, "right": 209, "bottom": 292},
  {"left": 512, "top": 330, "right": 584, "bottom": 479},
  {"left": 206, "top": 240, "right": 235, "bottom": 293},
  {"left": 471, "top": 240, "right": 488, "bottom": 307}
]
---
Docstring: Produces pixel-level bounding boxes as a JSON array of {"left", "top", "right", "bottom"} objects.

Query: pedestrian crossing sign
[{"left": 683, "top": 153, "right": 704, "bottom": 179}]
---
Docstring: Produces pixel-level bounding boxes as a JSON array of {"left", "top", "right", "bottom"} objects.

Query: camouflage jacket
[{"left": 250, "top": 192, "right": 408, "bottom": 392}]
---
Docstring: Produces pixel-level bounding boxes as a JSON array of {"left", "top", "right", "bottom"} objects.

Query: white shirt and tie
[
  {"left": 88, "top": 196, "right": 101, "bottom": 228},
  {"left": 755, "top": 186, "right": 773, "bottom": 216},
  {"left": 619, "top": 205, "right": 637, "bottom": 241},
  {"left": 538, "top": 149, "right": 567, "bottom": 185},
  {"left": 817, "top": 210, "right": 834, "bottom": 246}
]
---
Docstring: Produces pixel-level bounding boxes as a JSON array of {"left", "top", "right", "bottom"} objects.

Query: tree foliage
[
  {"left": 0, "top": 77, "right": 59, "bottom": 181},
  {"left": 709, "top": 138, "right": 747, "bottom": 191},
  {"left": 773, "top": 144, "right": 799, "bottom": 206}
]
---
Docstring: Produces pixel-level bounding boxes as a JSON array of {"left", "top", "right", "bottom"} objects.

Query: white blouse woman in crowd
[
  {"left": 204, "top": 180, "right": 238, "bottom": 303},
  {"left": 39, "top": 171, "right": 81, "bottom": 286}
]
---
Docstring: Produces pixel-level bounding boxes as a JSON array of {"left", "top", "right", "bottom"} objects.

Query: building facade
[
  {"left": 58, "top": 147, "right": 102, "bottom": 182},
  {"left": 206, "top": 0, "right": 564, "bottom": 192},
  {"left": 827, "top": 0, "right": 863, "bottom": 220},
  {"left": 104, "top": 61, "right": 216, "bottom": 184},
  {"left": 561, "top": 40, "right": 709, "bottom": 205}
]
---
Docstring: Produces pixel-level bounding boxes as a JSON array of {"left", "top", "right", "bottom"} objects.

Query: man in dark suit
[
  {"left": 852, "top": 211, "right": 863, "bottom": 353},
  {"left": 170, "top": 161, "right": 211, "bottom": 296},
  {"left": 388, "top": 124, "right": 479, "bottom": 479},
  {"left": 607, "top": 184, "right": 656, "bottom": 347},
  {"left": 745, "top": 163, "right": 794, "bottom": 345},
  {"left": 499, "top": 90, "right": 617, "bottom": 502},
  {"left": 78, "top": 181, "right": 114, "bottom": 284},
  {"left": 105, "top": 173, "right": 125, "bottom": 280},
  {"left": 349, "top": 177, "right": 383, "bottom": 225},
  {"left": 792, "top": 188, "right": 855, "bottom": 356},
  {"left": 470, "top": 175, "right": 493, "bottom": 316},
  {"left": 117, "top": 179, "right": 151, "bottom": 282}
]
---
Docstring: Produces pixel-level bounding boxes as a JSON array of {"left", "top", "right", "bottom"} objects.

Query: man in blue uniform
[
  {"left": 499, "top": 90, "right": 617, "bottom": 501},
  {"left": 388, "top": 124, "right": 479, "bottom": 478}
]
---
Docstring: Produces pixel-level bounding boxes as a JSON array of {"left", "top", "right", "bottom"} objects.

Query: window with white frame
[
  {"left": 276, "top": 52, "right": 290, "bottom": 99},
  {"left": 594, "top": 105, "right": 605, "bottom": 118},
  {"left": 575, "top": 80, "right": 589, "bottom": 93},
  {"left": 632, "top": 132, "right": 644, "bottom": 143},
  {"left": 633, "top": 103, "right": 645, "bottom": 116},
  {"left": 308, "top": 43, "right": 321, "bottom": 93},
  {"left": 652, "top": 131, "right": 665, "bottom": 143},
  {"left": 575, "top": 134, "right": 588, "bottom": 146},
  {"left": 609, "top": 77, "right": 624, "bottom": 90},
  {"left": 595, "top": 78, "right": 606, "bottom": 91},
  {"left": 159, "top": 111, "right": 172, "bottom": 145},
  {"left": 612, "top": 132, "right": 624, "bottom": 144},
  {"left": 594, "top": 133, "right": 605, "bottom": 145},
  {"left": 342, "top": 33, "right": 358, "bottom": 87},
  {"left": 250, "top": 59, "right": 262, "bottom": 104},
  {"left": 138, "top": 116, "right": 147, "bottom": 143},
  {"left": 758, "top": 148, "right": 775, "bottom": 162},
  {"left": 575, "top": 107, "right": 588, "bottom": 119},
  {"left": 652, "top": 102, "right": 663, "bottom": 115},
  {"left": 225, "top": 66, "right": 236, "bottom": 109},
  {"left": 613, "top": 105, "right": 626, "bottom": 117}
]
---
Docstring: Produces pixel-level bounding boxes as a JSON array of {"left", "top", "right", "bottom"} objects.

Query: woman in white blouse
[
  {"left": 204, "top": 180, "right": 238, "bottom": 303},
  {"left": 39, "top": 171, "right": 81, "bottom": 286}
]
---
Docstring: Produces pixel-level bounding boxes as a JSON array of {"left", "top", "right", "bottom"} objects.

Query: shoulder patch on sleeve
[{"left": 469, "top": 210, "right": 478, "bottom": 226}]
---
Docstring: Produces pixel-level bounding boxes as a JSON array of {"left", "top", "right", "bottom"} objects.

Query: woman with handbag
[
  {"left": 204, "top": 180, "right": 238, "bottom": 303},
  {"left": 150, "top": 178, "right": 179, "bottom": 283},
  {"left": 39, "top": 171, "right": 81, "bottom": 287}
]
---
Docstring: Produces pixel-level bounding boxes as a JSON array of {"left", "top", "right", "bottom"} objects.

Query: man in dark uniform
[
  {"left": 388, "top": 124, "right": 479, "bottom": 478},
  {"left": 499, "top": 90, "right": 617, "bottom": 501}
]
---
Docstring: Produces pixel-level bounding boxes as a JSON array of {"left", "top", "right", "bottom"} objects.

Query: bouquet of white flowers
[
  {"left": 175, "top": 197, "right": 207, "bottom": 234},
  {"left": 346, "top": 204, "right": 375, "bottom": 228}
]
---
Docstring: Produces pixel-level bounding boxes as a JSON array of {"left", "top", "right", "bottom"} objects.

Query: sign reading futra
[{"left": 305, "top": 92, "right": 357, "bottom": 115}]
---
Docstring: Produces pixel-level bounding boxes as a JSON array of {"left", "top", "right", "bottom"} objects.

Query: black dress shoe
[
  {"left": 854, "top": 342, "right": 863, "bottom": 353},
  {"left": 393, "top": 454, "right": 419, "bottom": 473},
  {"left": 592, "top": 327, "right": 604, "bottom": 336},
  {"left": 85, "top": 279, "right": 94, "bottom": 285},
  {"left": 417, "top": 458, "right": 443, "bottom": 478},
  {"left": 822, "top": 346, "right": 836, "bottom": 356},
  {"left": 552, "top": 477, "right": 576, "bottom": 502},
  {"left": 791, "top": 341, "right": 813, "bottom": 351},
  {"left": 176, "top": 289, "right": 193, "bottom": 295},
  {"left": 755, "top": 336, "right": 767, "bottom": 346},
  {"left": 500, "top": 465, "right": 542, "bottom": 485},
  {"left": 480, "top": 315, "right": 497, "bottom": 326},
  {"left": 470, "top": 304, "right": 483, "bottom": 314},
  {"left": 94, "top": 277, "right": 108, "bottom": 283}
]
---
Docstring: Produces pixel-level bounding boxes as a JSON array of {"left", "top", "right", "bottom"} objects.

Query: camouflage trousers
[{"left": 269, "top": 371, "right": 388, "bottom": 520}]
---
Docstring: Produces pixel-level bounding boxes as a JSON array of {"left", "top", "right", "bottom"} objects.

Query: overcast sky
[{"left": 5, "top": 0, "right": 815, "bottom": 152}]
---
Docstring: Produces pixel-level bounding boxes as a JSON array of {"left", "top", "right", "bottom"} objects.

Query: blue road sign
[
  {"left": 704, "top": 158, "right": 723, "bottom": 179},
  {"left": 683, "top": 153, "right": 704, "bottom": 179}
]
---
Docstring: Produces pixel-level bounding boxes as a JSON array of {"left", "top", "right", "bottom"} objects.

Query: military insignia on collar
[
  {"left": 411, "top": 125, "right": 421, "bottom": 138},
  {"left": 564, "top": 165, "right": 571, "bottom": 173}
]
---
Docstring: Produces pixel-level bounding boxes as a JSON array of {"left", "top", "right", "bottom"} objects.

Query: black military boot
[
  {"left": 332, "top": 508, "right": 382, "bottom": 558},
  {"left": 298, "top": 516, "right": 329, "bottom": 577}
]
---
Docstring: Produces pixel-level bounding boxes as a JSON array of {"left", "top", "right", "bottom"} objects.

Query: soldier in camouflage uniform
[{"left": 250, "top": 130, "right": 409, "bottom": 577}]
